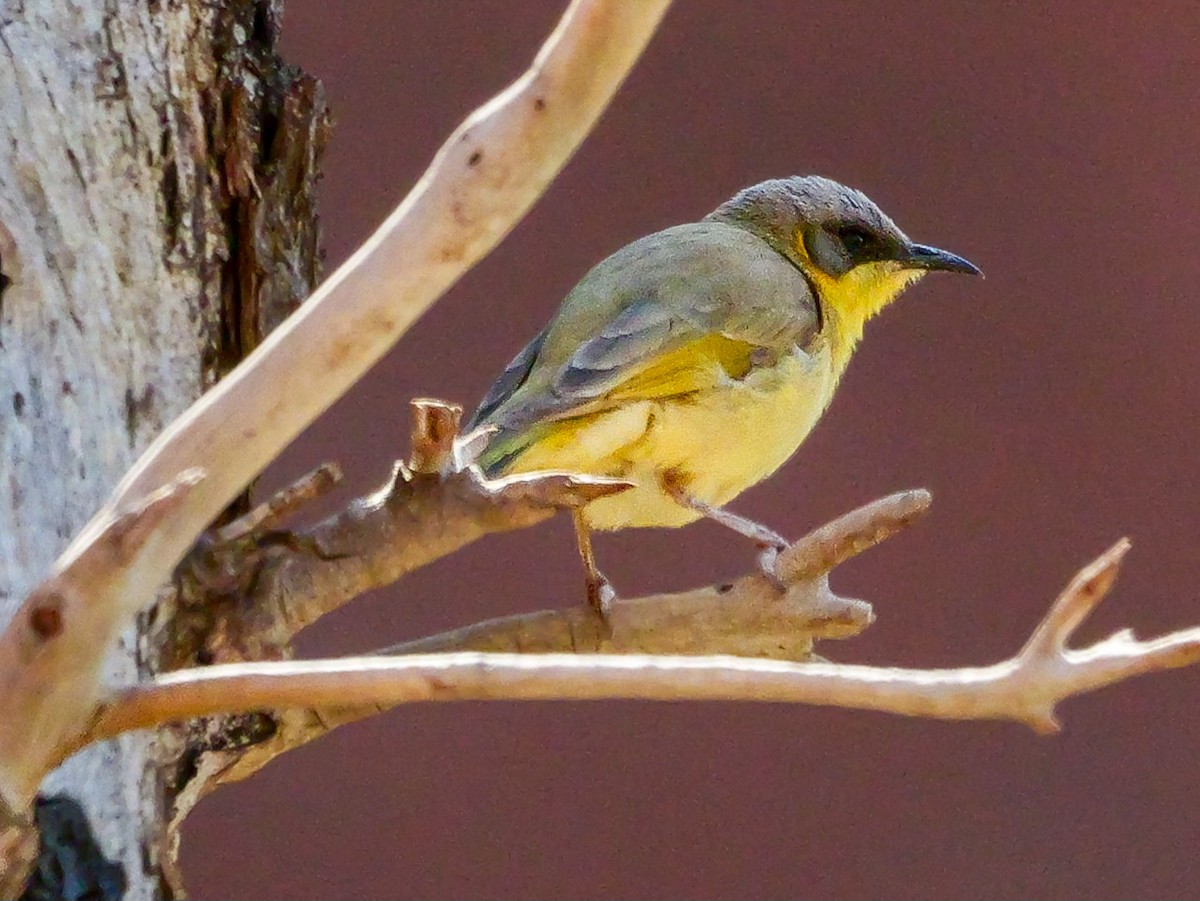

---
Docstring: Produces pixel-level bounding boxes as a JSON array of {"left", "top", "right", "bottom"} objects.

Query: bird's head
[{"left": 707, "top": 175, "right": 980, "bottom": 347}]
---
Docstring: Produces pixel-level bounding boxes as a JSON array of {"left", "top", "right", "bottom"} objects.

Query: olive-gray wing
[{"left": 465, "top": 325, "right": 548, "bottom": 431}]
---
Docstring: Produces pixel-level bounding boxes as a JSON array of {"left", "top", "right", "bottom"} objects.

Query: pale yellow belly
[{"left": 507, "top": 347, "right": 838, "bottom": 530}]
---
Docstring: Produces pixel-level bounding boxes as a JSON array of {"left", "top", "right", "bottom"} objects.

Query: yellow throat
[{"left": 795, "top": 235, "right": 926, "bottom": 367}]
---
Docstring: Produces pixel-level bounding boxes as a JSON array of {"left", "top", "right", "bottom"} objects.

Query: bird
[{"left": 465, "top": 175, "right": 979, "bottom": 618}]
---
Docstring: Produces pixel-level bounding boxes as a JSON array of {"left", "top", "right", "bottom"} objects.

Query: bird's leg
[
  {"left": 573, "top": 510, "right": 616, "bottom": 627},
  {"left": 660, "top": 471, "right": 789, "bottom": 589}
]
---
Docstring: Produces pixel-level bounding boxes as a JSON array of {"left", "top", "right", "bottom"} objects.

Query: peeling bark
[{"left": 0, "top": 0, "right": 326, "bottom": 896}]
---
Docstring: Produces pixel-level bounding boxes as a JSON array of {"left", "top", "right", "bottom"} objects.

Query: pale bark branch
[
  {"left": 382, "top": 486, "right": 929, "bottom": 658},
  {"left": 210, "top": 462, "right": 345, "bottom": 547},
  {"left": 0, "top": 469, "right": 204, "bottom": 815},
  {"left": 0, "top": 0, "right": 670, "bottom": 810},
  {"left": 99, "top": 490, "right": 913, "bottom": 790},
  {"left": 109, "top": 0, "right": 669, "bottom": 514},
  {"left": 87, "top": 539, "right": 1200, "bottom": 743},
  {"left": 164, "top": 400, "right": 630, "bottom": 666}
]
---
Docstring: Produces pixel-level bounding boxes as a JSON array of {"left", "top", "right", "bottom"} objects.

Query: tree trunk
[{"left": 0, "top": 1, "right": 325, "bottom": 896}]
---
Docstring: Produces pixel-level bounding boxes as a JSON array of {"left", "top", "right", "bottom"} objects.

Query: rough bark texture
[{"left": 0, "top": 0, "right": 326, "bottom": 896}]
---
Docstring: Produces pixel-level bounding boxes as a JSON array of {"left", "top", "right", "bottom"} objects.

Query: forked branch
[
  {"left": 162, "top": 400, "right": 630, "bottom": 666},
  {"left": 83, "top": 488, "right": 920, "bottom": 789},
  {"left": 89, "top": 537, "right": 1200, "bottom": 746},
  {"left": 166, "top": 400, "right": 919, "bottom": 666}
]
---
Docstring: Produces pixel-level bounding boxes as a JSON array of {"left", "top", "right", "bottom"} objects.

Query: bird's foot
[
  {"left": 585, "top": 572, "right": 617, "bottom": 637},
  {"left": 755, "top": 537, "right": 789, "bottom": 593}
]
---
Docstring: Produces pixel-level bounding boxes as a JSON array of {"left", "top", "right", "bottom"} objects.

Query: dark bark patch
[
  {"left": 158, "top": 125, "right": 182, "bottom": 253},
  {"left": 200, "top": 2, "right": 331, "bottom": 383},
  {"left": 0, "top": 244, "right": 12, "bottom": 345}
]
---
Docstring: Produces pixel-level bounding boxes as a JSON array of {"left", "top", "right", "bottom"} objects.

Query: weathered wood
[{"left": 0, "top": 0, "right": 326, "bottom": 895}]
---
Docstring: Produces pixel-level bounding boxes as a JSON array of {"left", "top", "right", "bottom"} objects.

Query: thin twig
[
  {"left": 88, "top": 540, "right": 1200, "bottom": 744},
  {"left": 212, "top": 463, "right": 344, "bottom": 545},
  {"left": 1020, "top": 539, "right": 1129, "bottom": 660},
  {"left": 779, "top": 489, "right": 932, "bottom": 582}
]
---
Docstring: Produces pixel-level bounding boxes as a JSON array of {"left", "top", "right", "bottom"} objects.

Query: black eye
[{"left": 836, "top": 225, "right": 874, "bottom": 257}]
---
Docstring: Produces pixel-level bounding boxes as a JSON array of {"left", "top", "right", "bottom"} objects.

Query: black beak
[{"left": 901, "top": 243, "right": 982, "bottom": 276}]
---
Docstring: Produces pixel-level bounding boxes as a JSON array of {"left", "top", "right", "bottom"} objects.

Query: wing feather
[
  {"left": 465, "top": 326, "right": 548, "bottom": 430},
  {"left": 470, "top": 221, "right": 820, "bottom": 473}
]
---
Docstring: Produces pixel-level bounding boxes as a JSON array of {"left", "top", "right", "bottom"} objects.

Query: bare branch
[
  {"left": 1020, "top": 538, "right": 1130, "bottom": 660},
  {"left": 141, "top": 575, "right": 874, "bottom": 793},
  {"left": 108, "top": 0, "right": 670, "bottom": 517},
  {"left": 175, "top": 462, "right": 630, "bottom": 659},
  {"left": 383, "top": 582, "right": 871, "bottom": 657},
  {"left": 88, "top": 540, "right": 1200, "bottom": 744},
  {"left": 211, "top": 463, "right": 344, "bottom": 546},
  {"left": 0, "top": 469, "right": 205, "bottom": 812},
  {"left": 380, "top": 491, "right": 927, "bottom": 658},
  {"left": 408, "top": 398, "right": 463, "bottom": 475},
  {"left": 134, "top": 490, "right": 909, "bottom": 792},
  {"left": 165, "top": 400, "right": 631, "bottom": 666},
  {"left": 0, "top": 0, "right": 670, "bottom": 807},
  {"left": 779, "top": 489, "right": 932, "bottom": 581}
]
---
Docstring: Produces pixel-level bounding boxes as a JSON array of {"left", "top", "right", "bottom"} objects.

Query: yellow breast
[{"left": 506, "top": 344, "right": 838, "bottom": 530}]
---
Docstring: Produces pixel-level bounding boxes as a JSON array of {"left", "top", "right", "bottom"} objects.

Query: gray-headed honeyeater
[{"left": 466, "top": 175, "right": 980, "bottom": 617}]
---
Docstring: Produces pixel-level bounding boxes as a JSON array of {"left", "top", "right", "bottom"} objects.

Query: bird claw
[
  {"left": 585, "top": 573, "right": 617, "bottom": 637},
  {"left": 756, "top": 540, "right": 788, "bottom": 593}
]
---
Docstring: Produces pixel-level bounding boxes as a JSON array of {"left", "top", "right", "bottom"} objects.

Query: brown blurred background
[{"left": 184, "top": 2, "right": 1200, "bottom": 897}]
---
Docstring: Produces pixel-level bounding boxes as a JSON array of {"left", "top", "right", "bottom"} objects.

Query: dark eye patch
[{"left": 836, "top": 224, "right": 876, "bottom": 259}]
